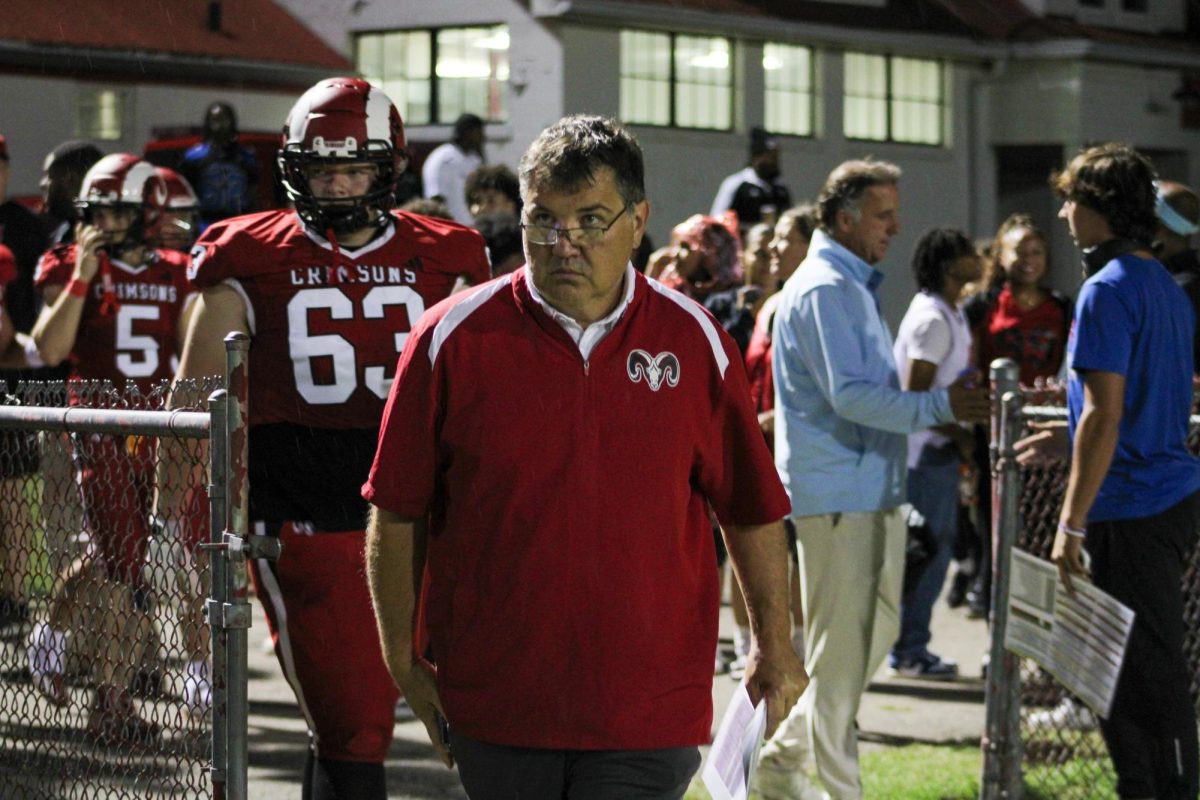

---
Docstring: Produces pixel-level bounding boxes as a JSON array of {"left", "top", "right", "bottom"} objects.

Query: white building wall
[
  {"left": 987, "top": 57, "right": 1200, "bottom": 298},
  {"left": 1078, "top": 61, "right": 1199, "bottom": 180},
  {"left": 632, "top": 46, "right": 976, "bottom": 328},
  {"left": 277, "top": 0, "right": 1200, "bottom": 324},
  {"left": 987, "top": 60, "right": 1083, "bottom": 145},
  {"left": 276, "top": 0, "right": 563, "bottom": 179},
  {"left": 0, "top": 74, "right": 296, "bottom": 197}
]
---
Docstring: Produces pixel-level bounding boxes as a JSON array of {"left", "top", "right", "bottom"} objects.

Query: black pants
[
  {"left": 449, "top": 730, "right": 700, "bottom": 800},
  {"left": 1087, "top": 490, "right": 1200, "bottom": 800}
]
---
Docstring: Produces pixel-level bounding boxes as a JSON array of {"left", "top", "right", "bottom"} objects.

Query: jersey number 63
[{"left": 288, "top": 286, "right": 425, "bottom": 404}]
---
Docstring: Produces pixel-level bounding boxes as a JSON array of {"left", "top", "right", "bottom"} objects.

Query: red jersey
[
  {"left": 364, "top": 269, "right": 790, "bottom": 750},
  {"left": 189, "top": 210, "right": 490, "bottom": 429},
  {"left": 744, "top": 293, "right": 782, "bottom": 417},
  {"left": 977, "top": 286, "right": 1069, "bottom": 386},
  {"left": 34, "top": 245, "right": 192, "bottom": 392}
]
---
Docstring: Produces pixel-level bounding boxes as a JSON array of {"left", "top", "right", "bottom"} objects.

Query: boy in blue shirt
[{"left": 1020, "top": 142, "right": 1200, "bottom": 800}]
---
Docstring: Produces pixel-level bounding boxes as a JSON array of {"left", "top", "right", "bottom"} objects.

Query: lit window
[
  {"left": 763, "top": 43, "right": 814, "bottom": 137},
  {"left": 76, "top": 87, "right": 124, "bottom": 141},
  {"left": 620, "top": 30, "right": 670, "bottom": 126},
  {"left": 844, "top": 52, "right": 944, "bottom": 145},
  {"left": 355, "top": 25, "right": 509, "bottom": 125},
  {"left": 620, "top": 30, "right": 732, "bottom": 130}
]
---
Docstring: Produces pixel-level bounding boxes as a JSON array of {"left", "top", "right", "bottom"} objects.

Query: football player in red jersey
[
  {"left": 26, "top": 153, "right": 198, "bottom": 743},
  {"left": 162, "top": 77, "right": 489, "bottom": 799}
]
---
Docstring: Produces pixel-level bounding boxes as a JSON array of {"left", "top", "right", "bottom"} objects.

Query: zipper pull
[{"left": 583, "top": 360, "right": 590, "bottom": 376}]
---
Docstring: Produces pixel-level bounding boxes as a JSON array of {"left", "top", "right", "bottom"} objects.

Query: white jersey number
[
  {"left": 288, "top": 286, "right": 425, "bottom": 405},
  {"left": 115, "top": 304, "right": 161, "bottom": 378}
]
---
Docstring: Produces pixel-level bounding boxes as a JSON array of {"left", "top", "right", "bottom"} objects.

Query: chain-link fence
[
  {"left": 982, "top": 360, "right": 1200, "bottom": 799},
  {"left": 0, "top": 337, "right": 254, "bottom": 799}
]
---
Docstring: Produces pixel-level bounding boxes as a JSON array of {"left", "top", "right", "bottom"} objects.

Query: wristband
[
  {"left": 1057, "top": 521, "right": 1086, "bottom": 538},
  {"left": 22, "top": 337, "right": 44, "bottom": 368},
  {"left": 64, "top": 278, "right": 89, "bottom": 298}
]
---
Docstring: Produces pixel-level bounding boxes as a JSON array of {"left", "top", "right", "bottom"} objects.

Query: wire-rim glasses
[{"left": 521, "top": 205, "right": 629, "bottom": 247}]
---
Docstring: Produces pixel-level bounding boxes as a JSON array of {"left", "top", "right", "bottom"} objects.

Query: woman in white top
[{"left": 889, "top": 228, "right": 982, "bottom": 679}]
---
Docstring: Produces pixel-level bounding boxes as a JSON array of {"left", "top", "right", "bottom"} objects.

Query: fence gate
[
  {"left": 0, "top": 335, "right": 254, "bottom": 799},
  {"left": 982, "top": 357, "right": 1200, "bottom": 799}
]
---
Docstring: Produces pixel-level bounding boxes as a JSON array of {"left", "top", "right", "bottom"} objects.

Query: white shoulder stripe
[
  {"left": 428, "top": 279, "right": 509, "bottom": 366},
  {"left": 645, "top": 279, "right": 730, "bottom": 378}
]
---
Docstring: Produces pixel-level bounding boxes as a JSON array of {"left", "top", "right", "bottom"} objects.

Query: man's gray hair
[
  {"left": 817, "top": 159, "right": 902, "bottom": 230},
  {"left": 518, "top": 115, "right": 645, "bottom": 209}
]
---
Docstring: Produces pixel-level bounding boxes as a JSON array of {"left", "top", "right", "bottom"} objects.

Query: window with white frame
[
  {"left": 355, "top": 25, "right": 509, "bottom": 125},
  {"left": 763, "top": 43, "right": 814, "bottom": 137},
  {"left": 76, "top": 87, "right": 125, "bottom": 141},
  {"left": 844, "top": 52, "right": 944, "bottom": 145},
  {"left": 620, "top": 30, "right": 732, "bottom": 130}
]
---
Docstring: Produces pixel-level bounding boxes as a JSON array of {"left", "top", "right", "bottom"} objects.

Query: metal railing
[{"left": 0, "top": 334, "right": 259, "bottom": 799}]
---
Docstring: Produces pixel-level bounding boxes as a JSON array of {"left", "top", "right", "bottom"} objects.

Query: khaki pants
[{"left": 759, "top": 508, "right": 906, "bottom": 800}]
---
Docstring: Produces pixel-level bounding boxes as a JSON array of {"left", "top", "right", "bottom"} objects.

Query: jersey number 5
[
  {"left": 288, "top": 286, "right": 425, "bottom": 404},
  {"left": 115, "top": 304, "right": 162, "bottom": 378}
]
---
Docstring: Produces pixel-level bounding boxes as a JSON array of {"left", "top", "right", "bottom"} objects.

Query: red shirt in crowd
[
  {"left": 364, "top": 267, "right": 790, "bottom": 750},
  {"left": 744, "top": 293, "right": 783, "bottom": 417},
  {"left": 976, "top": 285, "right": 1068, "bottom": 386},
  {"left": 35, "top": 244, "right": 192, "bottom": 392}
]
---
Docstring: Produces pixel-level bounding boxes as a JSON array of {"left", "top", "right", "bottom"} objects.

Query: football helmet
[
  {"left": 279, "top": 77, "right": 407, "bottom": 236},
  {"left": 76, "top": 154, "right": 167, "bottom": 252},
  {"left": 154, "top": 167, "right": 200, "bottom": 250}
]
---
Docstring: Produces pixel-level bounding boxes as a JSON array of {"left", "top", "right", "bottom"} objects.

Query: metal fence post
[
  {"left": 223, "top": 332, "right": 251, "bottom": 800},
  {"left": 207, "top": 389, "right": 230, "bottom": 800},
  {"left": 981, "top": 359, "right": 1025, "bottom": 800}
]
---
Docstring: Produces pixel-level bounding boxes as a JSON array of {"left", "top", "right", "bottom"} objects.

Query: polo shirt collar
[
  {"left": 523, "top": 262, "right": 637, "bottom": 357},
  {"left": 810, "top": 229, "right": 885, "bottom": 293}
]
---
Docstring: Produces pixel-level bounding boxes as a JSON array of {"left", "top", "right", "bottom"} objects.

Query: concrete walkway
[{"left": 243, "top": 583, "right": 993, "bottom": 798}]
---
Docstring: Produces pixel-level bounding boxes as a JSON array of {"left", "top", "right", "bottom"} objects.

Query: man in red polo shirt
[{"left": 364, "top": 115, "right": 807, "bottom": 798}]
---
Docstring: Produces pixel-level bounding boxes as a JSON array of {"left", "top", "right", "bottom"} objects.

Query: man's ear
[
  {"left": 833, "top": 207, "right": 853, "bottom": 237},
  {"left": 632, "top": 199, "right": 651, "bottom": 250}
]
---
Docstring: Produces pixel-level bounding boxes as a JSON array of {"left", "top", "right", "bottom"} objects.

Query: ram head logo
[{"left": 626, "top": 349, "right": 681, "bottom": 392}]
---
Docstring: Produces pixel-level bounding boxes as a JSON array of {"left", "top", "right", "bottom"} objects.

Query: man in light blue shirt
[{"left": 756, "top": 160, "right": 989, "bottom": 800}]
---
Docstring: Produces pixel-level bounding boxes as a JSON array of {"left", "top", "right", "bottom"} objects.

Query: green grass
[
  {"left": 683, "top": 742, "right": 1112, "bottom": 799},
  {"left": 24, "top": 475, "right": 54, "bottom": 597}
]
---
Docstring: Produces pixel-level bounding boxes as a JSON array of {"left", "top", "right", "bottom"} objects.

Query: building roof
[
  {"left": 0, "top": 0, "right": 349, "bottom": 85},
  {"left": 619, "top": 0, "right": 984, "bottom": 37},
  {"left": 613, "top": 0, "right": 1200, "bottom": 53}
]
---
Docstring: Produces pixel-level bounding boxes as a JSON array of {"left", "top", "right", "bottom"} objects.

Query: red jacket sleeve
[{"left": 362, "top": 309, "right": 443, "bottom": 517}]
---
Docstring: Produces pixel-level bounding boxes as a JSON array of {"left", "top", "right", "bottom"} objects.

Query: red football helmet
[
  {"left": 155, "top": 166, "right": 199, "bottom": 211},
  {"left": 154, "top": 167, "right": 200, "bottom": 250},
  {"left": 76, "top": 154, "right": 168, "bottom": 251},
  {"left": 279, "top": 77, "right": 407, "bottom": 235}
]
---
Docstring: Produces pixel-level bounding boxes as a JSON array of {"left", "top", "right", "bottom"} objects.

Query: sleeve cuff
[{"left": 932, "top": 388, "right": 955, "bottom": 424}]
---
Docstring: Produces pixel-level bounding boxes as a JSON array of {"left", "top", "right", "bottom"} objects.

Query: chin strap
[
  {"left": 96, "top": 252, "right": 121, "bottom": 317},
  {"left": 1081, "top": 237, "right": 1139, "bottom": 279}
]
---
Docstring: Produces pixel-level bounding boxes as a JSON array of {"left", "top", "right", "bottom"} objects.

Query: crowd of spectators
[{"left": 0, "top": 90, "right": 1198, "bottom": 800}]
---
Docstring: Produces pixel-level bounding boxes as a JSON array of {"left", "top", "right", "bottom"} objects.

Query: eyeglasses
[{"left": 521, "top": 206, "right": 629, "bottom": 247}]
